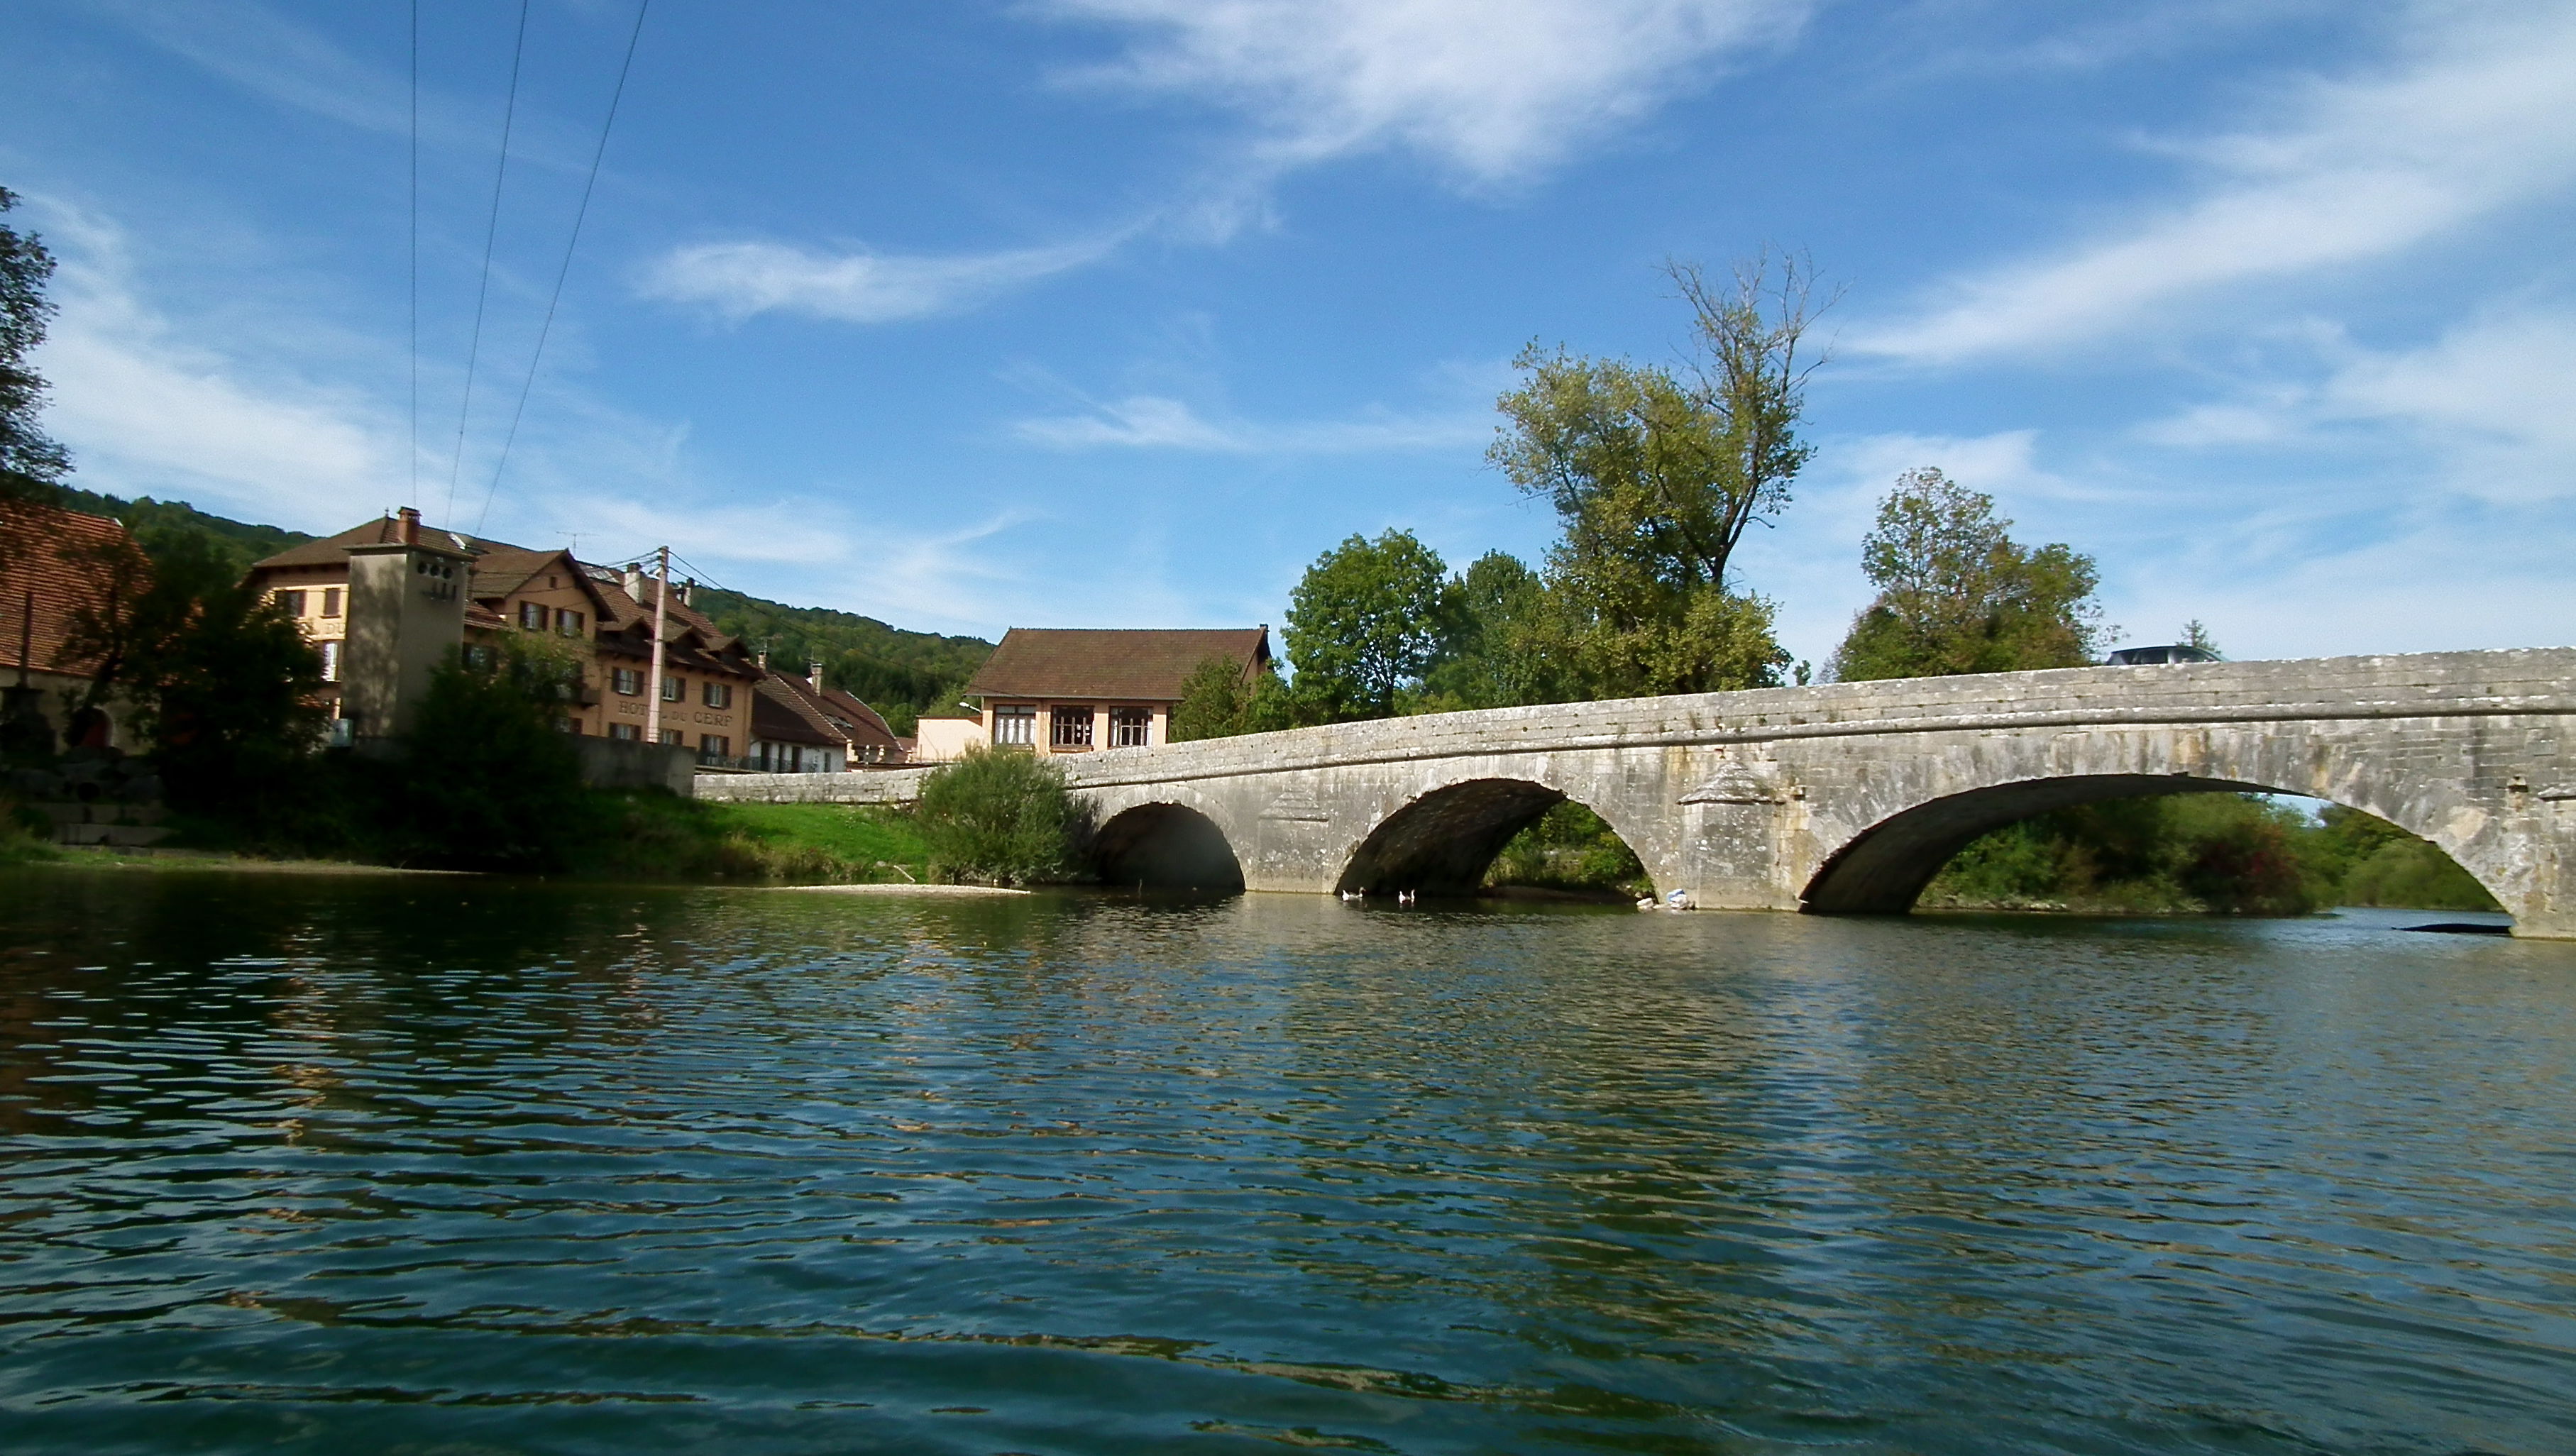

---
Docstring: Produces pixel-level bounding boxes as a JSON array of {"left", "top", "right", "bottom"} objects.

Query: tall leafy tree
[
  {"left": 1284, "top": 529, "right": 1451, "bottom": 719},
  {"left": 1831, "top": 467, "right": 2103, "bottom": 681},
  {"left": 0, "top": 187, "right": 71, "bottom": 512},
  {"left": 1421, "top": 551, "right": 1559, "bottom": 710},
  {"left": 1489, "top": 255, "right": 1823, "bottom": 697}
]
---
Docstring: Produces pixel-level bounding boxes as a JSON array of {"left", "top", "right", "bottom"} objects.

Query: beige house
[
  {"left": 246, "top": 509, "right": 764, "bottom": 759},
  {"left": 910, "top": 709, "right": 984, "bottom": 764},
  {"left": 958, "top": 627, "right": 1270, "bottom": 756}
]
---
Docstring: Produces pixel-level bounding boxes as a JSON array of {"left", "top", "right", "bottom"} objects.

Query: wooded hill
[{"left": 57, "top": 490, "right": 991, "bottom": 737}]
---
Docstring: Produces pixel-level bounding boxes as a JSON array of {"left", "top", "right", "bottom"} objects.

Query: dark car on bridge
[{"left": 2108, "top": 644, "right": 2221, "bottom": 666}]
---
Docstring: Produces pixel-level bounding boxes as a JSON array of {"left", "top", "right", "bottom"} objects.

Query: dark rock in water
[{"left": 2401, "top": 922, "right": 2512, "bottom": 936}]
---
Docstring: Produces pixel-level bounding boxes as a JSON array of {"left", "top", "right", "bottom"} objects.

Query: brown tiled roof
[
  {"left": 250, "top": 516, "right": 485, "bottom": 570},
  {"left": 0, "top": 501, "right": 146, "bottom": 676},
  {"left": 962, "top": 627, "right": 1270, "bottom": 702},
  {"left": 752, "top": 673, "right": 848, "bottom": 748},
  {"left": 752, "top": 670, "right": 904, "bottom": 754}
]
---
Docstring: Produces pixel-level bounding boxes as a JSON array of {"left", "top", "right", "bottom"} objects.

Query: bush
[
  {"left": 915, "top": 745, "right": 1078, "bottom": 885},
  {"left": 1484, "top": 801, "right": 1648, "bottom": 897},
  {"left": 382, "top": 644, "right": 593, "bottom": 872}
]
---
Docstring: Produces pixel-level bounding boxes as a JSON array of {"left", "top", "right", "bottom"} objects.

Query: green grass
[{"left": 571, "top": 793, "right": 932, "bottom": 884}]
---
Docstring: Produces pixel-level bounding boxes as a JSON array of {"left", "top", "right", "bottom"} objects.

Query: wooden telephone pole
[{"left": 644, "top": 545, "right": 671, "bottom": 745}]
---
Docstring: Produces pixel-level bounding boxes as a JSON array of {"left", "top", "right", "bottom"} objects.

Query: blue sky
[{"left": 4, "top": 0, "right": 2570, "bottom": 668}]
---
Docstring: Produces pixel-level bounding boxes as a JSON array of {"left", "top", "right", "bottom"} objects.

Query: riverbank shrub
[
  {"left": 0, "top": 792, "right": 56, "bottom": 864},
  {"left": 915, "top": 746, "right": 1077, "bottom": 885},
  {"left": 1484, "top": 802, "right": 1650, "bottom": 898}
]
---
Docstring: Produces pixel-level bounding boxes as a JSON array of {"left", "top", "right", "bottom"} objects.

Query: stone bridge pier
[{"left": 700, "top": 649, "right": 2576, "bottom": 938}]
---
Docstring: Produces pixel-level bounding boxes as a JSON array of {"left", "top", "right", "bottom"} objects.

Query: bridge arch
[
  {"left": 1090, "top": 800, "right": 1246, "bottom": 892},
  {"left": 1801, "top": 770, "right": 2511, "bottom": 917},
  {"left": 1336, "top": 775, "right": 1657, "bottom": 898}
]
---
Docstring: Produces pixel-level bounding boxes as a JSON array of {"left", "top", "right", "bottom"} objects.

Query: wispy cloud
[
  {"left": 636, "top": 236, "right": 1118, "bottom": 325},
  {"left": 1856, "top": 4, "right": 2576, "bottom": 363},
  {"left": 1011, "top": 393, "right": 1487, "bottom": 453},
  {"left": 1044, "top": 0, "right": 1810, "bottom": 189},
  {"left": 2139, "top": 308, "right": 2576, "bottom": 505},
  {"left": 29, "top": 202, "right": 407, "bottom": 526}
]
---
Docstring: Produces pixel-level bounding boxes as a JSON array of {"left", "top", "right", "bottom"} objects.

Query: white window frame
[{"left": 991, "top": 705, "right": 1035, "bottom": 746}]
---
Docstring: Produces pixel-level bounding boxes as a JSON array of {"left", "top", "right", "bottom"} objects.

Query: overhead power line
[
  {"left": 408, "top": 0, "right": 419, "bottom": 504},
  {"left": 442, "top": 0, "right": 534, "bottom": 529},
  {"left": 475, "top": 0, "right": 652, "bottom": 539}
]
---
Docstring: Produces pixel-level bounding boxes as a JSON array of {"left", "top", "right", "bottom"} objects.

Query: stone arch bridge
[{"left": 700, "top": 649, "right": 2576, "bottom": 938}]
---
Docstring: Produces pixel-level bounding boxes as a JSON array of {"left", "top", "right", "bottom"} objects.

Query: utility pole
[{"left": 644, "top": 545, "right": 671, "bottom": 745}]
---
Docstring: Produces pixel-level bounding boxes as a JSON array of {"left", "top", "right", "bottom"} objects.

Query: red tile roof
[
  {"left": 0, "top": 500, "right": 148, "bottom": 678},
  {"left": 962, "top": 627, "right": 1270, "bottom": 703}
]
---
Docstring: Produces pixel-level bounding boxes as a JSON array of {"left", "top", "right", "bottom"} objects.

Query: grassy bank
[{"left": 576, "top": 795, "right": 932, "bottom": 884}]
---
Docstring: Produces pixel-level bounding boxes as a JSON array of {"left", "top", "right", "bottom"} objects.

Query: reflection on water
[{"left": 2, "top": 873, "right": 2572, "bottom": 1455}]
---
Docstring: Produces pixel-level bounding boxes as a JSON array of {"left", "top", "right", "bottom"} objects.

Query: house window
[
  {"left": 276, "top": 590, "right": 307, "bottom": 616},
  {"left": 321, "top": 588, "right": 341, "bottom": 618},
  {"left": 463, "top": 644, "right": 493, "bottom": 670},
  {"left": 1109, "top": 707, "right": 1151, "bottom": 748},
  {"left": 558, "top": 717, "right": 580, "bottom": 734},
  {"left": 992, "top": 705, "right": 1035, "bottom": 746},
  {"left": 318, "top": 640, "right": 341, "bottom": 683},
  {"left": 658, "top": 729, "right": 683, "bottom": 746},
  {"left": 610, "top": 723, "right": 642, "bottom": 742},
  {"left": 519, "top": 601, "right": 546, "bottom": 629},
  {"left": 702, "top": 681, "right": 732, "bottom": 710},
  {"left": 662, "top": 675, "right": 685, "bottom": 702},
  {"left": 1050, "top": 705, "right": 1094, "bottom": 748},
  {"left": 556, "top": 608, "right": 585, "bottom": 636},
  {"left": 612, "top": 668, "right": 643, "bottom": 695},
  {"left": 700, "top": 734, "right": 730, "bottom": 758}
]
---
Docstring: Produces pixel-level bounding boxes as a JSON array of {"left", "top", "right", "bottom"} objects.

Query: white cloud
[
  {"left": 1011, "top": 393, "right": 1486, "bottom": 453},
  {"left": 637, "top": 237, "right": 1116, "bottom": 324},
  {"left": 30, "top": 206, "right": 407, "bottom": 526},
  {"left": 1043, "top": 0, "right": 1810, "bottom": 187},
  {"left": 1857, "top": 4, "right": 2576, "bottom": 363},
  {"left": 2135, "top": 309, "right": 2576, "bottom": 504}
]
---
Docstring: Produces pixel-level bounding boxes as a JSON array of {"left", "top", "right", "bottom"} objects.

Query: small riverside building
[
  {"left": 0, "top": 498, "right": 151, "bottom": 753},
  {"left": 958, "top": 627, "right": 1270, "bottom": 756},
  {"left": 747, "top": 662, "right": 906, "bottom": 772}
]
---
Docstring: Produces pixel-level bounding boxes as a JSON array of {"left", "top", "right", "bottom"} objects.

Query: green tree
[
  {"left": 116, "top": 568, "right": 329, "bottom": 818},
  {"left": 0, "top": 186, "right": 71, "bottom": 514},
  {"left": 1488, "top": 255, "right": 1822, "bottom": 697},
  {"left": 389, "top": 641, "right": 590, "bottom": 871},
  {"left": 1831, "top": 467, "right": 2103, "bottom": 681},
  {"left": 1421, "top": 551, "right": 1560, "bottom": 710},
  {"left": 915, "top": 744, "right": 1078, "bottom": 884},
  {"left": 1170, "top": 651, "right": 1292, "bottom": 741},
  {"left": 1283, "top": 529, "right": 1451, "bottom": 719}
]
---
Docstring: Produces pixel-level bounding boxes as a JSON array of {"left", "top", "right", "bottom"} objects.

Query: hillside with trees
[{"left": 691, "top": 589, "right": 991, "bottom": 737}]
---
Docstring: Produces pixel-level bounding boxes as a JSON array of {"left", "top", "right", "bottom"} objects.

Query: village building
[
  {"left": 910, "top": 708, "right": 983, "bottom": 764},
  {"left": 747, "top": 661, "right": 906, "bottom": 772},
  {"left": 957, "top": 627, "right": 1270, "bottom": 756},
  {"left": 246, "top": 509, "right": 767, "bottom": 761},
  {"left": 0, "top": 498, "right": 150, "bottom": 754}
]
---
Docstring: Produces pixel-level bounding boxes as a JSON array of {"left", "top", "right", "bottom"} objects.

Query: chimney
[
  {"left": 756, "top": 649, "right": 769, "bottom": 672},
  {"left": 807, "top": 660, "right": 825, "bottom": 691},
  {"left": 621, "top": 563, "right": 644, "bottom": 597},
  {"left": 397, "top": 507, "right": 420, "bottom": 546}
]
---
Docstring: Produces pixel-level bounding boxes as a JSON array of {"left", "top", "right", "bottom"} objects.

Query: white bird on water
[
  {"left": 1338, "top": 888, "right": 1365, "bottom": 902},
  {"left": 1396, "top": 890, "right": 1417, "bottom": 905}
]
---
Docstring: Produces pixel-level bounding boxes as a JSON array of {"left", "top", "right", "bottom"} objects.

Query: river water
[{"left": 2, "top": 872, "right": 2571, "bottom": 1455}]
